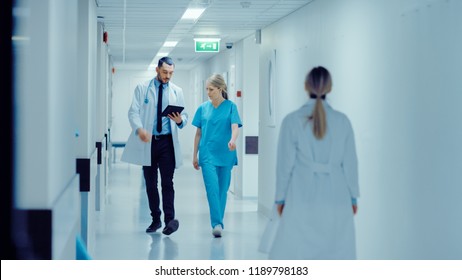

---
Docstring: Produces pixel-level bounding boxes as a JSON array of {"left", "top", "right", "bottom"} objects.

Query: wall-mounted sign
[{"left": 194, "top": 38, "right": 220, "bottom": 52}]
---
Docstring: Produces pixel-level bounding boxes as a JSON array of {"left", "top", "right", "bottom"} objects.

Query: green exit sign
[{"left": 195, "top": 39, "right": 220, "bottom": 52}]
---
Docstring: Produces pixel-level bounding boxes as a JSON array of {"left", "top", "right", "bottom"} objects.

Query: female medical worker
[
  {"left": 268, "top": 66, "right": 360, "bottom": 259},
  {"left": 192, "top": 73, "right": 242, "bottom": 238}
]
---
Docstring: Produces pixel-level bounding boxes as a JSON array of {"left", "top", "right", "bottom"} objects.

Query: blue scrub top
[{"left": 192, "top": 100, "right": 242, "bottom": 167}]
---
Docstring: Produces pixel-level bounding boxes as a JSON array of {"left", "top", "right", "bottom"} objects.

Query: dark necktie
[{"left": 156, "top": 83, "right": 163, "bottom": 133}]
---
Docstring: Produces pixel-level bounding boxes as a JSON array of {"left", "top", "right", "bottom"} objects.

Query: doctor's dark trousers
[{"left": 142, "top": 135, "right": 176, "bottom": 225}]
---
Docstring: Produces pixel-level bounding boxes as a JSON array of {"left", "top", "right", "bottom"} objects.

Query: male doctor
[{"left": 121, "top": 57, "right": 187, "bottom": 235}]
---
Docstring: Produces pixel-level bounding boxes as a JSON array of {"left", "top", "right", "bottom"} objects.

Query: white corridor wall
[
  {"left": 190, "top": 35, "right": 260, "bottom": 198},
  {"left": 14, "top": 0, "right": 81, "bottom": 259},
  {"left": 258, "top": 0, "right": 462, "bottom": 259}
]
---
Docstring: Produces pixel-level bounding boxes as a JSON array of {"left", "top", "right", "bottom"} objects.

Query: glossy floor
[{"left": 93, "top": 157, "right": 269, "bottom": 260}]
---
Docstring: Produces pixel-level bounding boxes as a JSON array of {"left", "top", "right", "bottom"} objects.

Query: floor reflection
[
  {"left": 210, "top": 238, "right": 225, "bottom": 260},
  {"left": 148, "top": 233, "right": 179, "bottom": 260}
]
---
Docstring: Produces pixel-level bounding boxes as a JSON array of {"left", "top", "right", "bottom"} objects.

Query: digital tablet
[{"left": 161, "top": 105, "right": 184, "bottom": 117}]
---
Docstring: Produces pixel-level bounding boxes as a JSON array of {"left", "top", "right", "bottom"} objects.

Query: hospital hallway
[
  {"left": 93, "top": 155, "right": 267, "bottom": 260},
  {"left": 3, "top": 0, "right": 462, "bottom": 262}
]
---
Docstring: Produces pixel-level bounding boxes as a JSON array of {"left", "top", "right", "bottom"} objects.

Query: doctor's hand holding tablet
[
  {"left": 163, "top": 105, "right": 184, "bottom": 125},
  {"left": 136, "top": 106, "right": 184, "bottom": 143}
]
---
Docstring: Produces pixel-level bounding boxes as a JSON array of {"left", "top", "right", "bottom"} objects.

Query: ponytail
[
  {"left": 222, "top": 90, "right": 228, "bottom": 100},
  {"left": 310, "top": 98, "right": 327, "bottom": 139},
  {"left": 305, "top": 66, "right": 332, "bottom": 140}
]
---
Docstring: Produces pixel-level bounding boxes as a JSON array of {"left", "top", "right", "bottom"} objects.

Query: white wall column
[
  {"left": 76, "top": 0, "right": 98, "bottom": 256},
  {"left": 14, "top": 0, "right": 80, "bottom": 259}
]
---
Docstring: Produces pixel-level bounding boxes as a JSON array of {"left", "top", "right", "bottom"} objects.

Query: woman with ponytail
[
  {"left": 192, "top": 73, "right": 242, "bottom": 237},
  {"left": 268, "top": 66, "right": 360, "bottom": 259}
]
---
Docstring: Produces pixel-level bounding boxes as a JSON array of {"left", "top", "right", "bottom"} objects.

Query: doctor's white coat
[
  {"left": 121, "top": 79, "right": 188, "bottom": 168},
  {"left": 268, "top": 99, "right": 359, "bottom": 260}
]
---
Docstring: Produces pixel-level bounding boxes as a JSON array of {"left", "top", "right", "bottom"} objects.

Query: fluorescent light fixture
[
  {"left": 147, "top": 51, "right": 171, "bottom": 70},
  {"left": 163, "top": 41, "right": 178, "bottom": 47},
  {"left": 181, "top": 8, "right": 206, "bottom": 20},
  {"left": 156, "top": 52, "right": 169, "bottom": 57},
  {"left": 193, "top": 38, "right": 221, "bottom": 42}
]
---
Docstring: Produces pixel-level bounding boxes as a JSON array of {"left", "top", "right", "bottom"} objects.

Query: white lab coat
[
  {"left": 268, "top": 99, "right": 359, "bottom": 260},
  {"left": 121, "top": 79, "right": 188, "bottom": 168}
]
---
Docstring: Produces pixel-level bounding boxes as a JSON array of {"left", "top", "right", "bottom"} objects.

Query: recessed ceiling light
[
  {"left": 193, "top": 38, "right": 221, "bottom": 42},
  {"left": 163, "top": 41, "right": 178, "bottom": 47},
  {"left": 157, "top": 52, "right": 169, "bottom": 57},
  {"left": 181, "top": 8, "right": 206, "bottom": 20}
]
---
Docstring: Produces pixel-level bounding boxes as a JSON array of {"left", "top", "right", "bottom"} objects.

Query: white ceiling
[{"left": 96, "top": 0, "right": 314, "bottom": 70}]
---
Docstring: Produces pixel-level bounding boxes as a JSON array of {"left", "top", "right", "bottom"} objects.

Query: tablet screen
[{"left": 161, "top": 105, "right": 184, "bottom": 116}]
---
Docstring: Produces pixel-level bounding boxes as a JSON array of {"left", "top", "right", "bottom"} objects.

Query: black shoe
[
  {"left": 146, "top": 221, "right": 162, "bottom": 233},
  {"left": 162, "top": 219, "right": 179, "bottom": 235}
]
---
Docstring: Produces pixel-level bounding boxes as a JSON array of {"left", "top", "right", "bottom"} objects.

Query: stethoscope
[
  {"left": 144, "top": 79, "right": 155, "bottom": 104},
  {"left": 144, "top": 78, "right": 174, "bottom": 104}
]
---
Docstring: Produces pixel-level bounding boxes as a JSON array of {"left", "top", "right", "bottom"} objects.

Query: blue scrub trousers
[{"left": 201, "top": 163, "right": 233, "bottom": 229}]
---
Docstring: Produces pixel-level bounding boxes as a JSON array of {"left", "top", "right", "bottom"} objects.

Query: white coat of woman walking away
[{"left": 268, "top": 66, "right": 360, "bottom": 260}]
